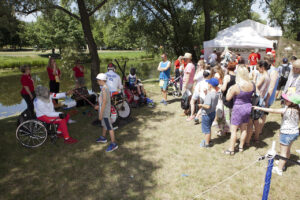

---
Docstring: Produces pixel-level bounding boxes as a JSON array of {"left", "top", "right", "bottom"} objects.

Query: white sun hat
[
  {"left": 96, "top": 73, "right": 107, "bottom": 80},
  {"left": 183, "top": 53, "right": 192, "bottom": 59}
]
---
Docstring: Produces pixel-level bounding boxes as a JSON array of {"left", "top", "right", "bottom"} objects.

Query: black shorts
[{"left": 277, "top": 77, "right": 287, "bottom": 90}]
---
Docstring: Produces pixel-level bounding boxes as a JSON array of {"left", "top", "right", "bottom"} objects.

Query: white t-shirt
[
  {"left": 209, "top": 53, "right": 217, "bottom": 64},
  {"left": 199, "top": 80, "right": 208, "bottom": 100},
  {"left": 194, "top": 70, "right": 204, "bottom": 88},
  {"left": 281, "top": 107, "right": 299, "bottom": 134},
  {"left": 105, "top": 70, "right": 123, "bottom": 92}
]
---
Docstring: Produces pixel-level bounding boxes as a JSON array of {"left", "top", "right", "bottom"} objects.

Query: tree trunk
[
  {"left": 77, "top": 0, "right": 100, "bottom": 92},
  {"left": 203, "top": 0, "right": 212, "bottom": 41}
]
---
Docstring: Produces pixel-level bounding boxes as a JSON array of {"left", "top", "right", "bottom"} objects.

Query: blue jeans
[{"left": 202, "top": 112, "right": 216, "bottom": 134}]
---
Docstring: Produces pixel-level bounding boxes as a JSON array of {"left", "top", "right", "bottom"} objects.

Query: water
[{"left": 0, "top": 59, "right": 160, "bottom": 118}]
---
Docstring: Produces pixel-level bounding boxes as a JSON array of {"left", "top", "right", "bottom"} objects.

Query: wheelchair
[{"left": 16, "top": 109, "right": 59, "bottom": 148}]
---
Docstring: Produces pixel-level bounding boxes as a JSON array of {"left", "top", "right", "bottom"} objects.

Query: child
[
  {"left": 95, "top": 73, "right": 118, "bottom": 152},
  {"left": 193, "top": 70, "right": 210, "bottom": 124},
  {"left": 127, "top": 68, "right": 146, "bottom": 98},
  {"left": 253, "top": 91, "right": 299, "bottom": 175},
  {"left": 199, "top": 78, "right": 219, "bottom": 147}
]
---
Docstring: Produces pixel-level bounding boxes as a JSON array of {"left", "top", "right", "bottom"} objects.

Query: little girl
[{"left": 253, "top": 91, "right": 299, "bottom": 176}]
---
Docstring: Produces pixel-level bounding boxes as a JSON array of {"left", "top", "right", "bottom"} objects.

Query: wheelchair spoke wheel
[
  {"left": 115, "top": 100, "right": 131, "bottom": 119},
  {"left": 16, "top": 120, "right": 47, "bottom": 148}
]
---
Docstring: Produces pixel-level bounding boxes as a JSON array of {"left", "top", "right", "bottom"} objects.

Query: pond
[{"left": 0, "top": 59, "right": 160, "bottom": 118}]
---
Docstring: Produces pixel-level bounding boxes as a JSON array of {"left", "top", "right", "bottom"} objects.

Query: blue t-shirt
[{"left": 159, "top": 61, "right": 171, "bottom": 80}]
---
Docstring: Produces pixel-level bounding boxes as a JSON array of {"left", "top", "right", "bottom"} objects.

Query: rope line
[{"left": 193, "top": 159, "right": 261, "bottom": 199}]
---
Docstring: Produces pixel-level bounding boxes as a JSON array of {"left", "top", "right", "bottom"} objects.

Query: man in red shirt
[
  {"left": 248, "top": 50, "right": 258, "bottom": 72},
  {"left": 20, "top": 65, "right": 35, "bottom": 116},
  {"left": 72, "top": 60, "right": 85, "bottom": 88}
]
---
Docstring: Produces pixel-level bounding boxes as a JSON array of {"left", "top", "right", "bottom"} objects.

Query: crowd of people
[{"left": 157, "top": 50, "right": 300, "bottom": 176}]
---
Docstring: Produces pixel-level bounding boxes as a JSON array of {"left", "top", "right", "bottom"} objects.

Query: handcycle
[
  {"left": 111, "top": 90, "right": 131, "bottom": 119},
  {"left": 16, "top": 109, "right": 59, "bottom": 148}
]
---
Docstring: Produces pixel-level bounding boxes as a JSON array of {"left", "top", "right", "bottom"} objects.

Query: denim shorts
[
  {"left": 280, "top": 133, "right": 299, "bottom": 146},
  {"left": 160, "top": 79, "right": 168, "bottom": 91},
  {"left": 202, "top": 112, "right": 216, "bottom": 134}
]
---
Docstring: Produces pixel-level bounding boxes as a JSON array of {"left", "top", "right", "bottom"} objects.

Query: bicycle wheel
[
  {"left": 115, "top": 100, "right": 131, "bottom": 119},
  {"left": 16, "top": 120, "right": 47, "bottom": 148}
]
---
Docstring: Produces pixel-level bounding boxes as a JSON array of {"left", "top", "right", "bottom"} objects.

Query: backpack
[
  {"left": 181, "top": 91, "right": 190, "bottom": 110},
  {"left": 281, "top": 64, "right": 291, "bottom": 79}
]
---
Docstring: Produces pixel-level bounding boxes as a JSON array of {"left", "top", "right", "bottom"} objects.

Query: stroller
[{"left": 168, "top": 76, "right": 181, "bottom": 97}]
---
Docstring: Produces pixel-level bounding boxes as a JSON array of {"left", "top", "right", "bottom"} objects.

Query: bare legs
[{"left": 228, "top": 123, "right": 248, "bottom": 152}]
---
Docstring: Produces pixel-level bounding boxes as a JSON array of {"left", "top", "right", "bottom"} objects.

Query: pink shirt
[{"left": 183, "top": 63, "right": 195, "bottom": 85}]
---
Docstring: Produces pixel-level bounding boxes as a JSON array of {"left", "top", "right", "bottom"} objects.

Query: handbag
[{"left": 216, "top": 93, "right": 224, "bottom": 118}]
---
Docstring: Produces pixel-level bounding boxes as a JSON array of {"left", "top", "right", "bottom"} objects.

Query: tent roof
[
  {"left": 204, "top": 27, "right": 273, "bottom": 48},
  {"left": 217, "top": 19, "right": 282, "bottom": 38}
]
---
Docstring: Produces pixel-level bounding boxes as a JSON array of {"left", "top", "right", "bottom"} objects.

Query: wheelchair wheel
[
  {"left": 16, "top": 120, "right": 48, "bottom": 148},
  {"left": 115, "top": 100, "right": 131, "bottom": 119}
]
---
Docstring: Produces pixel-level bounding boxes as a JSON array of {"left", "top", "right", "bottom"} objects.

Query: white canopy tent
[
  {"left": 217, "top": 19, "right": 282, "bottom": 39},
  {"left": 204, "top": 27, "right": 274, "bottom": 60}
]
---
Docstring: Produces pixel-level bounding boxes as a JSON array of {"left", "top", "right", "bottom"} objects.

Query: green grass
[
  {"left": 0, "top": 50, "right": 155, "bottom": 69},
  {"left": 0, "top": 83, "right": 299, "bottom": 199}
]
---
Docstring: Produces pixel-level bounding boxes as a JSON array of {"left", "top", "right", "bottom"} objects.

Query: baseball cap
[
  {"left": 96, "top": 73, "right": 107, "bottom": 80},
  {"left": 206, "top": 78, "right": 219, "bottom": 87}
]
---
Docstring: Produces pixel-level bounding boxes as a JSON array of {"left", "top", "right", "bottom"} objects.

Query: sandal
[
  {"left": 238, "top": 146, "right": 244, "bottom": 152},
  {"left": 216, "top": 130, "right": 224, "bottom": 136},
  {"left": 224, "top": 149, "right": 235, "bottom": 155}
]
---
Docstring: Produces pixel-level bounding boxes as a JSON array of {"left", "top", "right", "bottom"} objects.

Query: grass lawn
[
  {"left": 0, "top": 50, "right": 154, "bottom": 69},
  {"left": 0, "top": 83, "right": 299, "bottom": 200}
]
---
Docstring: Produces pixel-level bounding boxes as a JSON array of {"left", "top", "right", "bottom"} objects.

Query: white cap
[
  {"left": 96, "top": 73, "right": 107, "bottom": 80},
  {"left": 267, "top": 52, "right": 272, "bottom": 55}
]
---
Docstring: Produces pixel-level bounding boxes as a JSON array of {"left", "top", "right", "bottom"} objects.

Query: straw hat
[
  {"left": 293, "top": 59, "right": 300, "bottom": 69},
  {"left": 183, "top": 53, "right": 192, "bottom": 59}
]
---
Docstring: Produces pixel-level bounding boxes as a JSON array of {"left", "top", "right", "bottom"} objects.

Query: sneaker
[
  {"left": 163, "top": 101, "right": 168, "bottom": 106},
  {"left": 96, "top": 136, "right": 107, "bottom": 143},
  {"left": 57, "top": 133, "right": 64, "bottom": 138},
  {"left": 68, "top": 119, "right": 76, "bottom": 124},
  {"left": 200, "top": 140, "right": 212, "bottom": 148},
  {"left": 274, "top": 160, "right": 287, "bottom": 171},
  {"left": 272, "top": 166, "right": 283, "bottom": 176},
  {"left": 194, "top": 118, "right": 200, "bottom": 125},
  {"left": 106, "top": 143, "right": 118, "bottom": 152},
  {"left": 186, "top": 116, "right": 195, "bottom": 122},
  {"left": 160, "top": 99, "right": 165, "bottom": 104},
  {"left": 64, "top": 137, "right": 78, "bottom": 144}
]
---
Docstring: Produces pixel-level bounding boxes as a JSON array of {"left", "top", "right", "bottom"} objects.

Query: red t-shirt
[
  {"left": 21, "top": 74, "right": 34, "bottom": 95},
  {"left": 72, "top": 65, "right": 84, "bottom": 77},
  {"left": 248, "top": 53, "right": 258, "bottom": 66},
  {"left": 174, "top": 60, "right": 181, "bottom": 69},
  {"left": 256, "top": 53, "right": 261, "bottom": 60},
  {"left": 47, "top": 67, "right": 61, "bottom": 81}
]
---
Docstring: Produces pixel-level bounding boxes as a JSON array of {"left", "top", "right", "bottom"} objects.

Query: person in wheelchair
[
  {"left": 34, "top": 85, "right": 78, "bottom": 144},
  {"left": 105, "top": 63, "right": 123, "bottom": 95},
  {"left": 126, "top": 67, "right": 146, "bottom": 98}
]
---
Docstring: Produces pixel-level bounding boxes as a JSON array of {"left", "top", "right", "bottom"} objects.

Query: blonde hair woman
[{"left": 224, "top": 67, "right": 255, "bottom": 155}]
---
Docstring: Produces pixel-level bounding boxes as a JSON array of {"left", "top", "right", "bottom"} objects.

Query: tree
[
  {"left": 263, "top": 0, "right": 300, "bottom": 41},
  {"left": 0, "top": 1, "right": 22, "bottom": 48},
  {"left": 14, "top": 0, "right": 108, "bottom": 91},
  {"left": 31, "top": 10, "right": 85, "bottom": 54}
]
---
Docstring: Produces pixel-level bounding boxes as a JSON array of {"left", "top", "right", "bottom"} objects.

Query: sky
[{"left": 17, "top": 0, "right": 269, "bottom": 23}]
